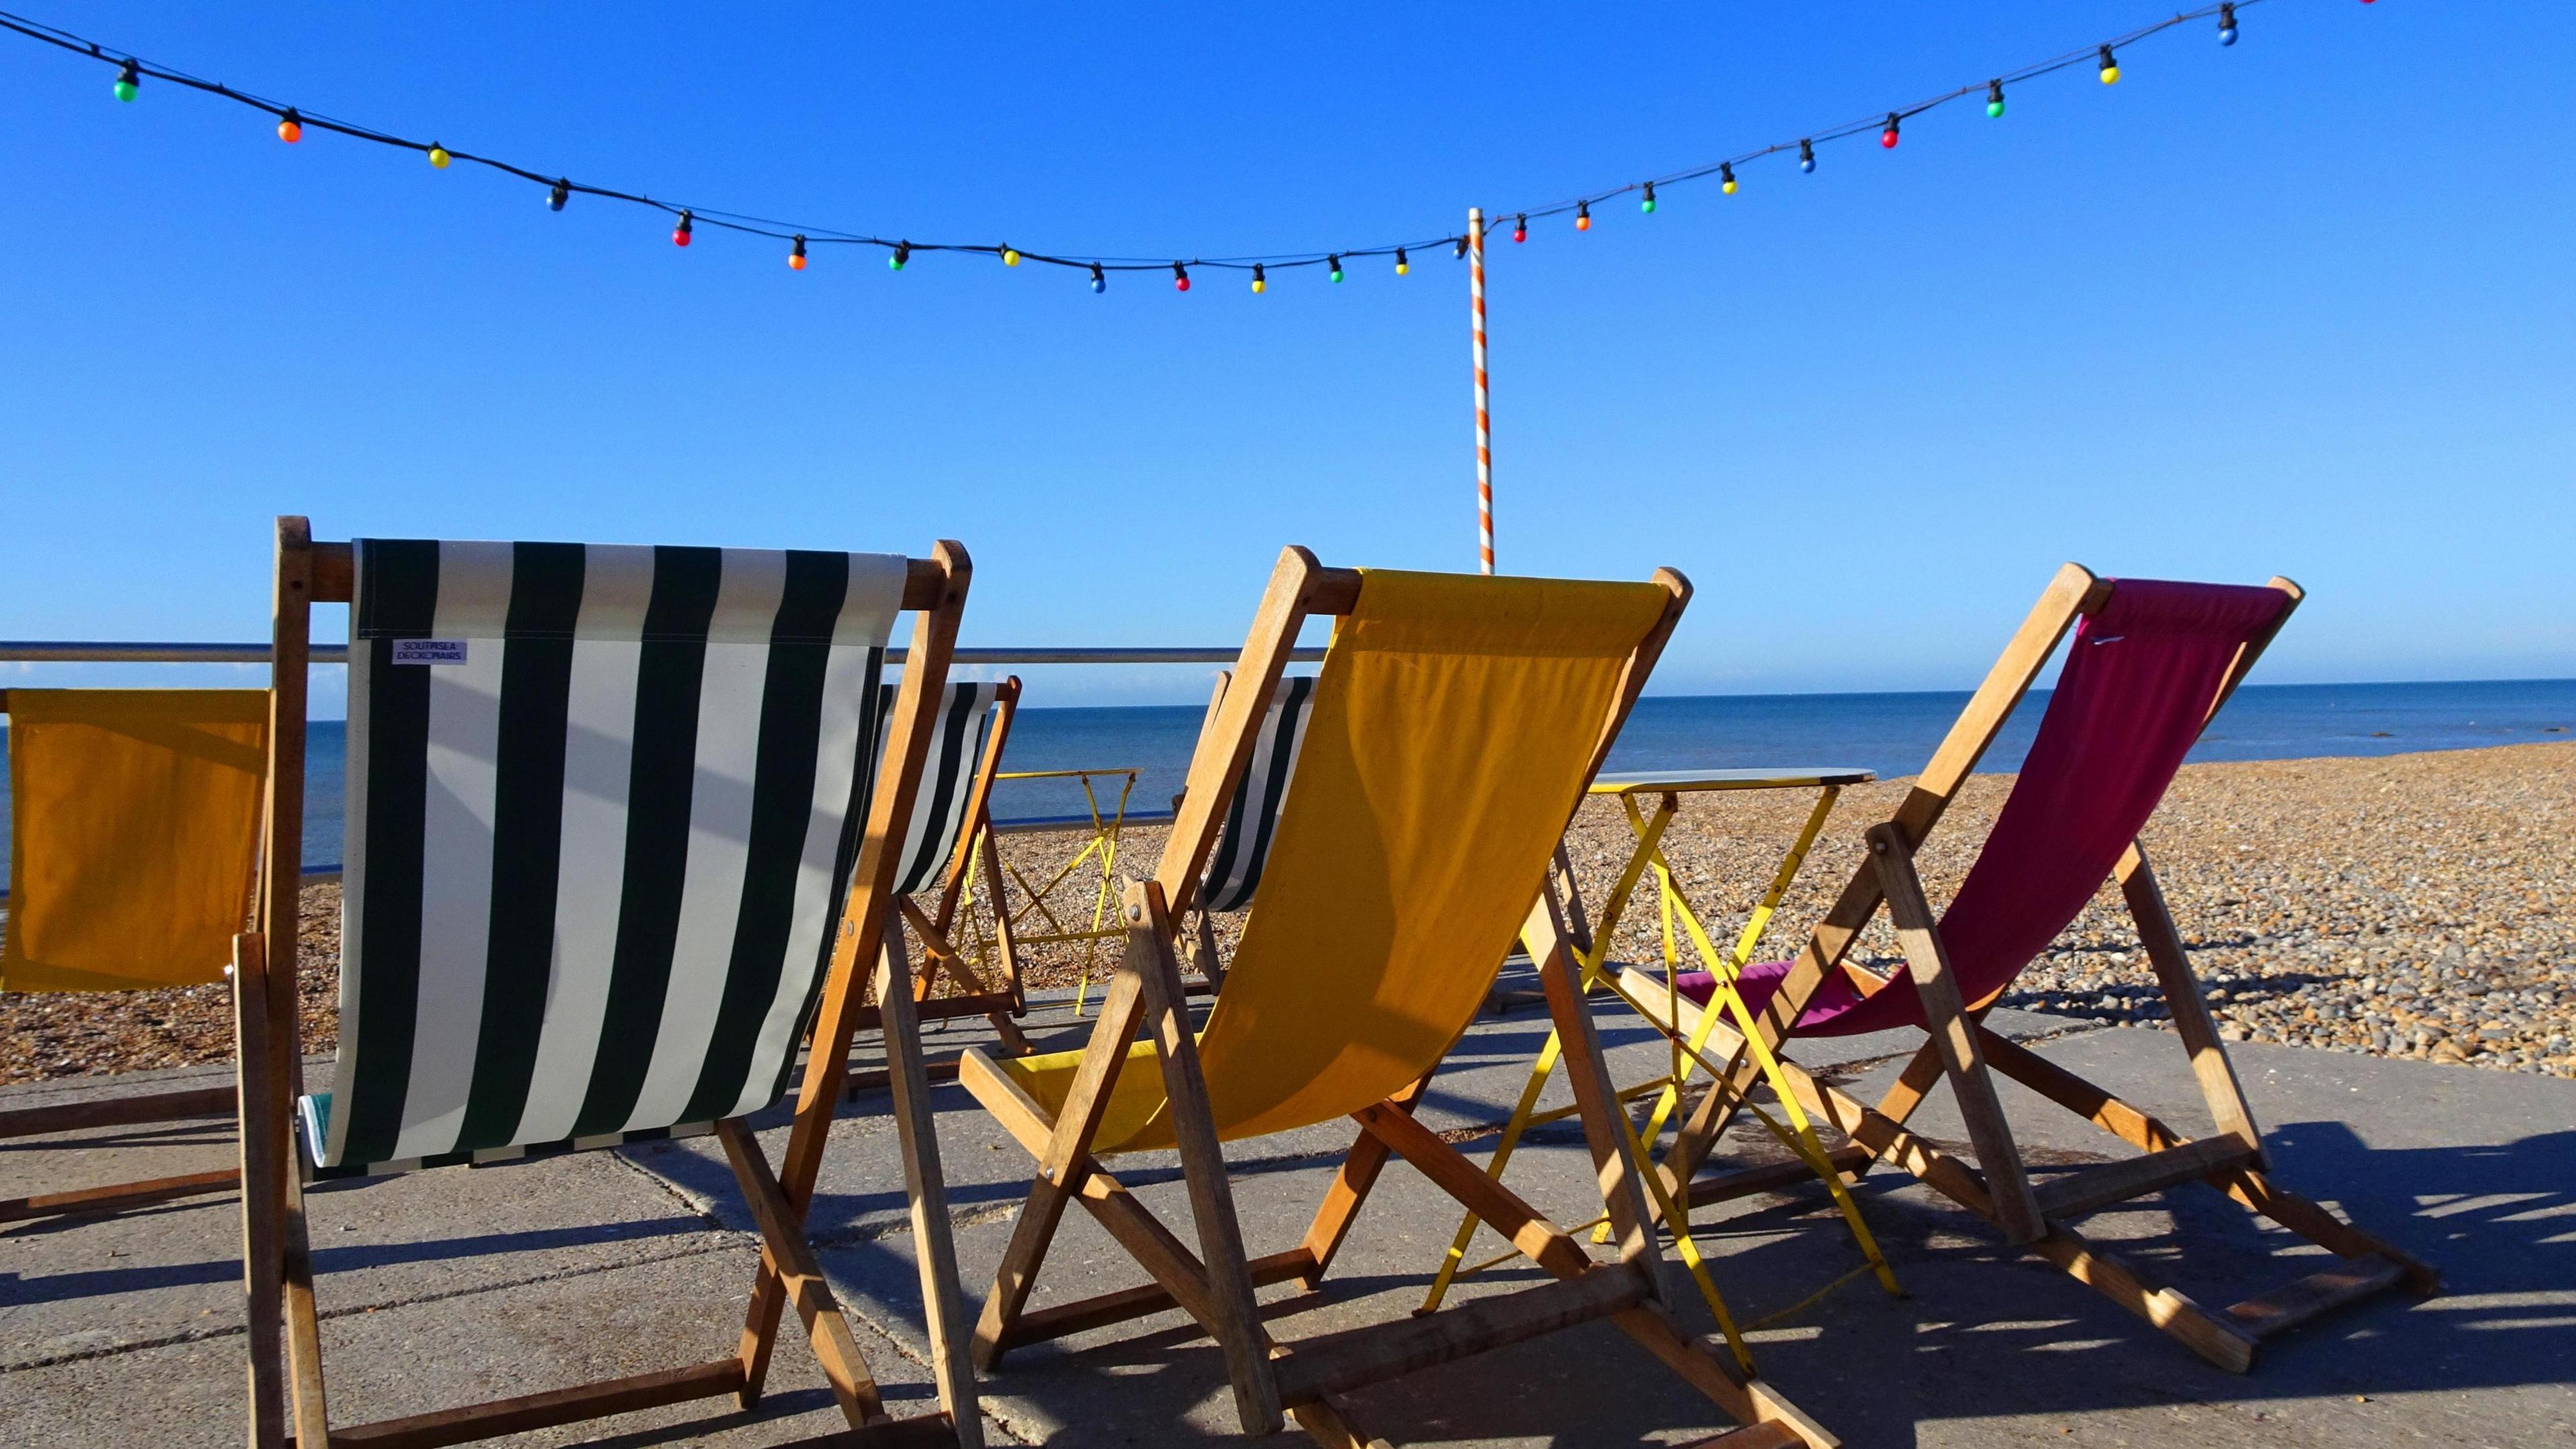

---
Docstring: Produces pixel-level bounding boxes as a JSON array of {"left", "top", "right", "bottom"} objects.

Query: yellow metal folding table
[
  {"left": 979, "top": 765, "right": 1141, "bottom": 1016},
  {"left": 1424, "top": 765, "right": 1902, "bottom": 1327}
]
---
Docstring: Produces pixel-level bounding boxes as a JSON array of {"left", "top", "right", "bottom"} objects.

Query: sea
[{"left": 3, "top": 679, "right": 2571, "bottom": 875}]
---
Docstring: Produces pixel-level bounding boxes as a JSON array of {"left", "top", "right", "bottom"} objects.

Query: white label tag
[{"left": 390, "top": 639, "right": 469, "bottom": 665}]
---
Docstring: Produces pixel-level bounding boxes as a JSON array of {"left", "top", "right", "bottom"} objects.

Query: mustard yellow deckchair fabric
[
  {"left": 2, "top": 689, "right": 267, "bottom": 994},
  {"left": 1001, "top": 570, "right": 1670, "bottom": 1154}
]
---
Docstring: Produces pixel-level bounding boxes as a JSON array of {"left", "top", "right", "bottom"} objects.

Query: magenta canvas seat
[
  {"left": 1674, "top": 579, "right": 2293, "bottom": 1038},
  {"left": 1629, "top": 564, "right": 2434, "bottom": 1377}
]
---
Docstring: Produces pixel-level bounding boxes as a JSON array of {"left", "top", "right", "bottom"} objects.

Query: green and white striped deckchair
[
  {"left": 1199, "top": 673, "right": 1318, "bottom": 914},
  {"left": 1177, "top": 672, "right": 1317, "bottom": 985},
  {"left": 887, "top": 679, "right": 1008, "bottom": 898},
  {"left": 232, "top": 520, "right": 983, "bottom": 1449}
]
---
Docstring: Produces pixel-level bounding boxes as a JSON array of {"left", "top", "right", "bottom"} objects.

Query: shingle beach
[{"left": 7, "top": 741, "right": 2569, "bottom": 1083}]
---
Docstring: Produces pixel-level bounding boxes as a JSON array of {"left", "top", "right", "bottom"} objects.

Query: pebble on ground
[{"left": 3, "top": 742, "right": 2569, "bottom": 1084}]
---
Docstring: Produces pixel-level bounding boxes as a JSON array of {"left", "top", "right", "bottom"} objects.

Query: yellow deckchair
[
  {"left": 1, "top": 688, "right": 266, "bottom": 1222},
  {"left": 958, "top": 548, "right": 1833, "bottom": 1448}
]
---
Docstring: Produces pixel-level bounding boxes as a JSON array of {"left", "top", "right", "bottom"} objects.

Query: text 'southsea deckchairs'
[
  {"left": 859, "top": 677, "right": 1033, "bottom": 1066},
  {"left": 959, "top": 548, "right": 1835, "bottom": 1449},
  {"left": 1624, "top": 566, "right": 2438, "bottom": 1372},
  {"left": 1, "top": 688, "right": 265, "bottom": 1222},
  {"left": 235, "top": 520, "right": 983, "bottom": 1448},
  {"left": 1173, "top": 669, "right": 1317, "bottom": 985}
]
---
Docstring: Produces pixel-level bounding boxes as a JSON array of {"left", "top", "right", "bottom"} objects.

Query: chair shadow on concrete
[
  {"left": 0, "top": 1203, "right": 722, "bottom": 1307},
  {"left": 1676, "top": 1119, "right": 2576, "bottom": 1445},
  {"left": 921, "top": 1116, "right": 2573, "bottom": 1446}
]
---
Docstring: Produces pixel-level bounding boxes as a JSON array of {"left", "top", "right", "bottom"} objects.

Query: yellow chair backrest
[
  {"left": 2, "top": 689, "right": 267, "bottom": 993},
  {"left": 1006, "top": 570, "right": 1670, "bottom": 1153}
]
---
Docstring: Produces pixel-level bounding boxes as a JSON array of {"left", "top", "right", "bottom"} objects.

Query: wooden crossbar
[
  {"left": 0, "top": 1085, "right": 242, "bottom": 1224},
  {"left": 0, "top": 1085, "right": 236, "bottom": 1138},
  {"left": 2224, "top": 1254, "right": 2409, "bottom": 1341},
  {"left": 2032, "top": 1137, "right": 2260, "bottom": 1220},
  {"left": 317, "top": 1359, "right": 746, "bottom": 1448},
  {"left": 996, "top": 1248, "right": 1322, "bottom": 1352},
  {"left": 0, "top": 1166, "right": 238, "bottom": 1223},
  {"left": 1687, "top": 1148, "right": 1873, "bottom": 1208},
  {"left": 1271, "top": 1266, "right": 1650, "bottom": 1407},
  {"left": 853, "top": 989, "right": 1020, "bottom": 1032}
]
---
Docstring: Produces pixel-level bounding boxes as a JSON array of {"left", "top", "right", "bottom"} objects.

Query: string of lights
[{"left": 1, "top": 1, "right": 2314, "bottom": 291}]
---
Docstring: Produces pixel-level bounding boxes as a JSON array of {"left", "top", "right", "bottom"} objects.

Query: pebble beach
[{"left": 5, "top": 741, "right": 2569, "bottom": 1085}]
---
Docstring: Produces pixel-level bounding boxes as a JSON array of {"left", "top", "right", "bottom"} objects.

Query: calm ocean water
[{"left": 4, "top": 679, "right": 2571, "bottom": 873}]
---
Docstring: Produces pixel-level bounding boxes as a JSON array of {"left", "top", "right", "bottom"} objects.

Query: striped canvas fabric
[
  {"left": 1199, "top": 675, "right": 1317, "bottom": 914},
  {"left": 309, "top": 539, "right": 910, "bottom": 1177},
  {"left": 883, "top": 682, "right": 1004, "bottom": 898}
]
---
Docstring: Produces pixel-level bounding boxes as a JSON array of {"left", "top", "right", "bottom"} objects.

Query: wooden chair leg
[
  {"left": 974, "top": 953, "right": 1155, "bottom": 1368},
  {"left": 231, "top": 937, "right": 290, "bottom": 1449},
  {"left": 902, "top": 896, "right": 1032, "bottom": 1057},
  {"left": 1866, "top": 824, "right": 2044, "bottom": 1243},
  {"left": 1127, "top": 881, "right": 1283, "bottom": 1436},
  {"left": 718, "top": 1120, "right": 887, "bottom": 1428},
  {"left": 2117, "top": 842, "right": 2267, "bottom": 1159},
  {"left": 1297, "top": 1075, "right": 1432, "bottom": 1288},
  {"left": 280, "top": 1167, "right": 332, "bottom": 1447},
  {"left": 1524, "top": 888, "right": 1664, "bottom": 1293},
  {"left": 869, "top": 939, "right": 985, "bottom": 1447},
  {"left": 979, "top": 835, "right": 1028, "bottom": 1016}
]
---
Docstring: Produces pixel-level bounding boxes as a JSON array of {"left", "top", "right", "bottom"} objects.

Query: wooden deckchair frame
[
  {"left": 1633, "top": 564, "right": 2438, "bottom": 1373},
  {"left": 850, "top": 676, "right": 1034, "bottom": 1089},
  {"left": 0, "top": 1077, "right": 238, "bottom": 1223},
  {"left": 957, "top": 547, "right": 1835, "bottom": 1449},
  {"left": 232, "top": 518, "right": 983, "bottom": 1448},
  {"left": 0, "top": 687, "right": 250, "bottom": 1224}
]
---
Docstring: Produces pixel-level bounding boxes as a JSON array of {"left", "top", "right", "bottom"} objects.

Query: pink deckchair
[{"left": 1624, "top": 566, "right": 2436, "bottom": 1373}]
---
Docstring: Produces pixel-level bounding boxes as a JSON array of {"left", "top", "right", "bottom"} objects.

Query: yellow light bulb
[{"left": 427, "top": 144, "right": 451, "bottom": 169}]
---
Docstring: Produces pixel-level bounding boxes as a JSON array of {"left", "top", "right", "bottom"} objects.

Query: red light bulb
[
  {"left": 672, "top": 211, "right": 694, "bottom": 248},
  {"left": 1881, "top": 113, "right": 1900, "bottom": 148},
  {"left": 1173, "top": 262, "right": 1191, "bottom": 292}
]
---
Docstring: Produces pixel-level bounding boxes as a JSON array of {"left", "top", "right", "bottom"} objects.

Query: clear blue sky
[{"left": 2, "top": 1, "right": 2568, "bottom": 712}]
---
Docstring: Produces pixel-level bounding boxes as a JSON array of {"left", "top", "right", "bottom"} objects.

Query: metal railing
[
  {"left": 0, "top": 641, "right": 1326, "bottom": 666},
  {"left": 0, "top": 639, "right": 1305, "bottom": 895}
]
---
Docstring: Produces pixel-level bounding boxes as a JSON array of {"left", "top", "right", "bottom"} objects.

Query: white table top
[{"left": 1588, "top": 766, "right": 1876, "bottom": 795}]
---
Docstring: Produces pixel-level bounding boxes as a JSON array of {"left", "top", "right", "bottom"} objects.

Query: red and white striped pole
[{"left": 1468, "top": 206, "right": 1494, "bottom": 574}]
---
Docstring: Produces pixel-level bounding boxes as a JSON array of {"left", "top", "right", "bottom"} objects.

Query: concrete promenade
[{"left": 5, "top": 981, "right": 2570, "bottom": 1447}]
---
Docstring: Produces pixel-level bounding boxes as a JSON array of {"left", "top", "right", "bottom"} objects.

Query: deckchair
[
  {"left": 1619, "top": 566, "right": 2438, "bottom": 1372},
  {"left": 1172, "top": 668, "right": 1317, "bottom": 987},
  {"left": 233, "top": 519, "right": 983, "bottom": 1448},
  {"left": 1, "top": 688, "right": 264, "bottom": 1222},
  {"left": 958, "top": 548, "right": 1835, "bottom": 1449},
  {"left": 860, "top": 677, "right": 1033, "bottom": 1066}
]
